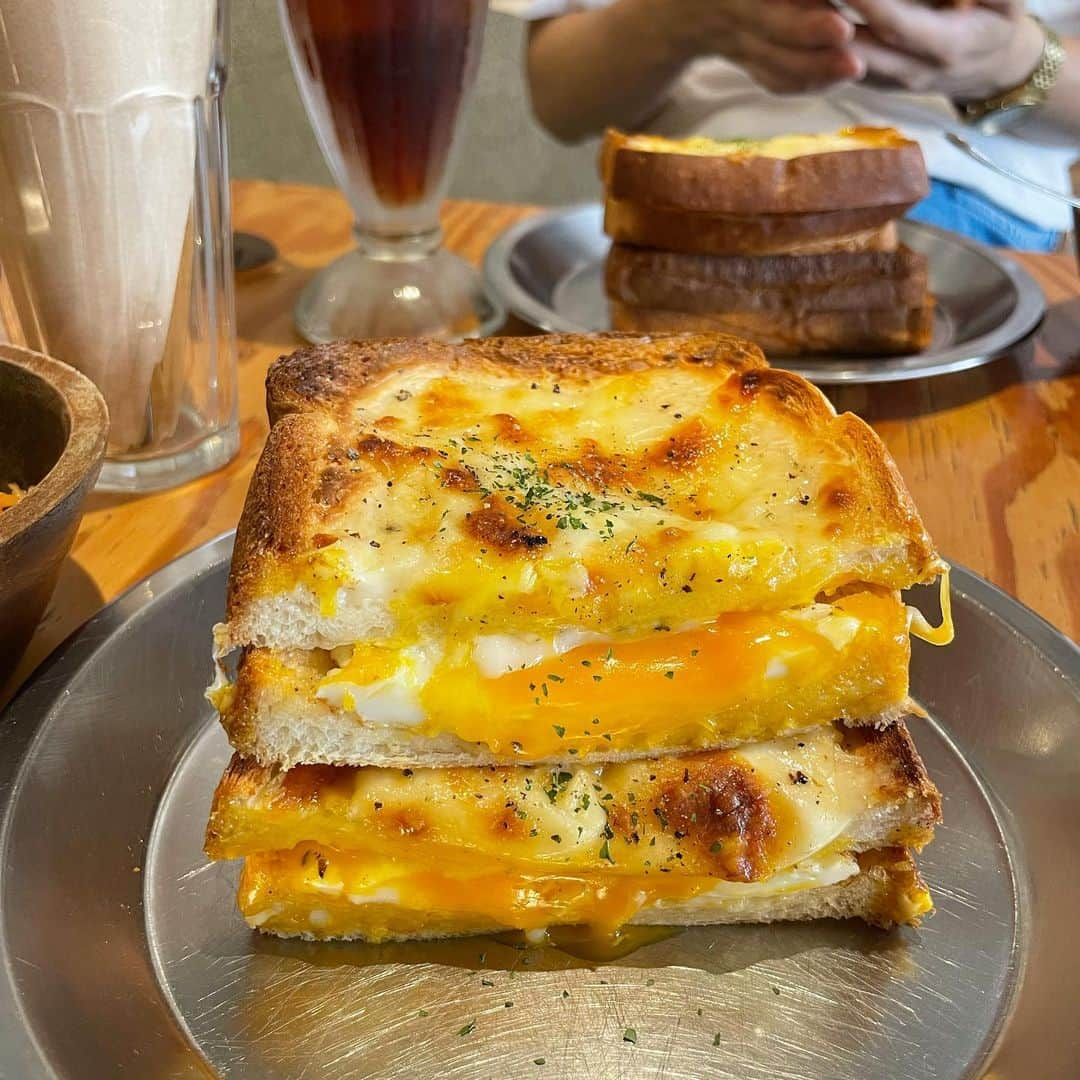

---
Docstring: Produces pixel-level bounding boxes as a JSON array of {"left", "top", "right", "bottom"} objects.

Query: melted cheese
[
  {"left": 261, "top": 546, "right": 355, "bottom": 619},
  {"left": 624, "top": 127, "right": 910, "bottom": 161},
  {"left": 207, "top": 724, "right": 929, "bottom": 880},
  {"left": 908, "top": 567, "right": 954, "bottom": 647},
  {"left": 240, "top": 588, "right": 910, "bottom": 760},
  {"left": 237, "top": 845, "right": 862, "bottom": 941}
]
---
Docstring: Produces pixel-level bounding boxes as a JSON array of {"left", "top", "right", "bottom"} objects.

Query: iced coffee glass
[
  {"left": 280, "top": 0, "right": 502, "bottom": 342},
  {"left": 0, "top": 0, "right": 237, "bottom": 492}
]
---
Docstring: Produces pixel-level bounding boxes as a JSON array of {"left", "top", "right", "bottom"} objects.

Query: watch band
[{"left": 959, "top": 18, "right": 1065, "bottom": 133}]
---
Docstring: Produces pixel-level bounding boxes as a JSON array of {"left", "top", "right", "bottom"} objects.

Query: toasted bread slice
[
  {"left": 211, "top": 588, "right": 915, "bottom": 768},
  {"left": 609, "top": 302, "right": 936, "bottom": 357},
  {"left": 601, "top": 127, "right": 929, "bottom": 214},
  {"left": 218, "top": 334, "right": 943, "bottom": 653},
  {"left": 211, "top": 666, "right": 913, "bottom": 770},
  {"left": 604, "top": 198, "right": 906, "bottom": 256},
  {"left": 208, "top": 720, "right": 942, "bottom": 871},
  {"left": 605, "top": 244, "right": 929, "bottom": 315},
  {"left": 235, "top": 846, "right": 934, "bottom": 940}
]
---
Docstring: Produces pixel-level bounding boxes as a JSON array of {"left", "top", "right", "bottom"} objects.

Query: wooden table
[{"left": 5, "top": 180, "right": 1078, "bottom": 699}]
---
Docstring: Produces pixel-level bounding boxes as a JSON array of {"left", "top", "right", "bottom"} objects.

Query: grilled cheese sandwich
[
  {"left": 211, "top": 722, "right": 939, "bottom": 941},
  {"left": 204, "top": 333, "right": 949, "bottom": 944},
  {"left": 212, "top": 335, "right": 949, "bottom": 769},
  {"left": 598, "top": 128, "right": 934, "bottom": 358}
]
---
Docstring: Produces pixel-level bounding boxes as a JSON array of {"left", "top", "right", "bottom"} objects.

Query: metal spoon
[{"left": 946, "top": 131, "right": 1080, "bottom": 209}]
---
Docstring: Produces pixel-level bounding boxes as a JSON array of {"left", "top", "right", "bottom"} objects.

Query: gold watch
[{"left": 959, "top": 18, "right": 1065, "bottom": 135}]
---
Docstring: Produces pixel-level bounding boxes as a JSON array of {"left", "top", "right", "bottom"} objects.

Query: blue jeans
[{"left": 907, "top": 179, "right": 1063, "bottom": 252}]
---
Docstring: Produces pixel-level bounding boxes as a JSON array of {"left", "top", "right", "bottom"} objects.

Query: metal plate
[
  {"left": 482, "top": 205, "right": 1047, "bottom": 384},
  {"left": 1, "top": 535, "right": 1078, "bottom": 1079}
]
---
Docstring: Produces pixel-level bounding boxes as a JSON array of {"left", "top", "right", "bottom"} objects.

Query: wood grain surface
[{"left": 5, "top": 180, "right": 1077, "bottom": 700}]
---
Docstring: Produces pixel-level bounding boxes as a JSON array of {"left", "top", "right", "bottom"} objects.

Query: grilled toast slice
[
  {"left": 219, "top": 334, "right": 943, "bottom": 653},
  {"left": 604, "top": 199, "right": 906, "bottom": 256},
  {"left": 211, "top": 591, "right": 915, "bottom": 768},
  {"left": 208, "top": 720, "right": 942, "bottom": 865},
  {"left": 605, "top": 244, "right": 929, "bottom": 315},
  {"left": 609, "top": 302, "right": 935, "bottom": 357},
  {"left": 601, "top": 127, "right": 930, "bottom": 215}
]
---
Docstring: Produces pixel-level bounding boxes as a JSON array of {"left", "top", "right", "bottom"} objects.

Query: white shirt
[{"left": 495, "top": 0, "right": 1080, "bottom": 230}]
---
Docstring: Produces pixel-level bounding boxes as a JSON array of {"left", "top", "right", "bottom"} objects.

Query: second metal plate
[{"left": 483, "top": 205, "right": 1046, "bottom": 384}]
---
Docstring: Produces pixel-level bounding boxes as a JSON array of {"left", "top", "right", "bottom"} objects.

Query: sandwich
[
  {"left": 212, "top": 333, "right": 948, "bottom": 767},
  {"left": 205, "top": 332, "right": 951, "bottom": 942},
  {"left": 206, "top": 722, "right": 940, "bottom": 941},
  {"left": 599, "top": 128, "right": 934, "bottom": 356}
]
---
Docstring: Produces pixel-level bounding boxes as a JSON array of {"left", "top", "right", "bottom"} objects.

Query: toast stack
[
  {"left": 602, "top": 128, "right": 935, "bottom": 357},
  {"left": 203, "top": 333, "right": 953, "bottom": 944}
]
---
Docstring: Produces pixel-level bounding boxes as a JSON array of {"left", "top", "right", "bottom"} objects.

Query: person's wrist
[{"left": 983, "top": 15, "right": 1045, "bottom": 98}]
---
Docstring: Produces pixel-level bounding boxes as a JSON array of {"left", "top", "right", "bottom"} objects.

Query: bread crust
[
  {"left": 604, "top": 198, "right": 907, "bottom": 256},
  {"left": 839, "top": 720, "right": 942, "bottom": 826},
  {"left": 262, "top": 332, "right": 761, "bottom": 424},
  {"left": 609, "top": 302, "right": 935, "bottom": 357},
  {"left": 601, "top": 128, "right": 930, "bottom": 214},
  {"left": 605, "top": 244, "right": 929, "bottom": 315}
]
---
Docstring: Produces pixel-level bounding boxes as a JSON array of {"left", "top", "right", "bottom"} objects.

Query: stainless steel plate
[
  {"left": 483, "top": 205, "right": 1047, "bottom": 384},
  {"left": 1, "top": 535, "right": 1078, "bottom": 1078}
]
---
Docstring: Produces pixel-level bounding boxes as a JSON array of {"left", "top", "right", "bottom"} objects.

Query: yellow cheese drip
[{"left": 908, "top": 568, "right": 954, "bottom": 647}]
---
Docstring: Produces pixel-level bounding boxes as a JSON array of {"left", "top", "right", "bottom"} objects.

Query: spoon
[{"left": 946, "top": 132, "right": 1080, "bottom": 210}]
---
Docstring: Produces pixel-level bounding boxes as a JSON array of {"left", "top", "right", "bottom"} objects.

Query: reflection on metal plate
[
  {"left": 1, "top": 535, "right": 1078, "bottom": 1078},
  {"left": 483, "top": 205, "right": 1047, "bottom": 385}
]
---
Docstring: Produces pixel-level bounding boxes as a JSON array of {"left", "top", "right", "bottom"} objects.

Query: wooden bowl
[{"left": 0, "top": 345, "right": 108, "bottom": 685}]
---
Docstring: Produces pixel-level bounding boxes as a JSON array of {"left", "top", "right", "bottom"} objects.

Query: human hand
[
  {"left": 844, "top": 0, "right": 1045, "bottom": 101},
  {"left": 660, "top": 0, "right": 864, "bottom": 94}
]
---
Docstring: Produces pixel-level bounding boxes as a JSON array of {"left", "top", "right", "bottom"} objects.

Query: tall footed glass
[{"left": 280, "top": 0, "right": 502, "bottom": 342}]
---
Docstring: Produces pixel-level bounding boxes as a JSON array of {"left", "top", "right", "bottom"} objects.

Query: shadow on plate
[
  {"left": 825, "top": 335, "right": 1039, "bottom": 422},
  {"left": 250, "top": 917, "right": 909, "bottom": 977}
]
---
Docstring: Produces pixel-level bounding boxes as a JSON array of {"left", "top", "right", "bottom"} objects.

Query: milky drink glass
[{"left": 0, "top": 0, "right": 237, "bottom": 492}]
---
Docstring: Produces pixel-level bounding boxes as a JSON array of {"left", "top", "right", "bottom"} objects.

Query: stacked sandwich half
[
  {"left": 602, "top": 128, "right": 935, "bottom": 357},
  {"left": 205, "top": 332, "right": 951, "bottom": 943}
]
